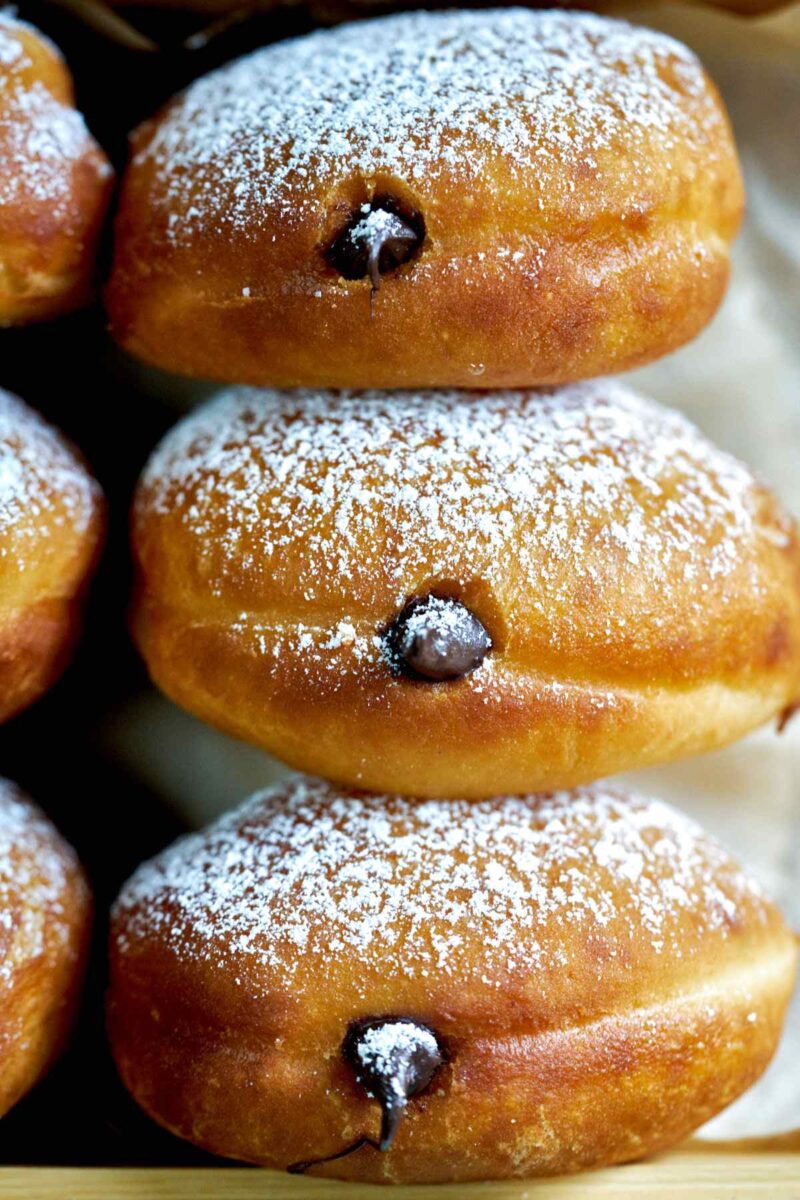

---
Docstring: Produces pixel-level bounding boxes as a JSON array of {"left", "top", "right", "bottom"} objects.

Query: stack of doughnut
[{"left": 107, "top": 8, "right": 800, "bottom": 1183}]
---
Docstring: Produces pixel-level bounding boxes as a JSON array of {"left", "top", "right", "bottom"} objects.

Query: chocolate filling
[
  {"left": 343, "top": 1017, "right": 445, "bottom": 1149},
  {"left": 384, "top": 594, "right": 492, "bottom": 682},
  {"left": 288, "top": 1017, "right": 446, "bottom": 1175},
  {"left": 288, "top": 1135, "right": 378, "bottom": 1175},
  {"left": 777, "top": 701, "right": 800, "bottom": 733},
  {"left": 326, "top": 195, "right": 425, "bottom": 290}
]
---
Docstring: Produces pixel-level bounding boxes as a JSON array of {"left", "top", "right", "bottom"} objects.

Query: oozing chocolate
[
  {"left": 288, "top": 1017, "right": 445, "bottom": 1175},
  {"left": 384, "top": 594, "right": 492, "bottom": 682},
  {"left": 343, "top": 1017, "right": 446, "bottom": 1149},
  {"left": 778, "top": 701, "right": 800, "bottom": 733},
  {"left": 326, "top": 196, "right": 425, "bottom": 289},
  {"left": 288, "top": 1135, "right": 378, "bottom": 1175}
]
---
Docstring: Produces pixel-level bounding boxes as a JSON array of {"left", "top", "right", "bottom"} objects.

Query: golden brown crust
[
  {"left": 131, "top": 384, "right": 800, "bottom": 798},
  {"left": 106, "top": 10, "right": 742, "bottom": 387},
  {"left": 134, "top": 619, "right": 800, "bottom": 797},
  {"left": 0, "top": 389, "right": 105, "bottom": 724},
  {"left": 110, "top": 976, "right": 794, "bottom": 1181},
  {"left": 0, "top": 15, "right": 113, "bottom": 326},
  {"left": 0, "top": 780, "right": 91, "bottom": 1117},
  {"left": 108, "top": 780, "right": 797, "bottom": 1181}
]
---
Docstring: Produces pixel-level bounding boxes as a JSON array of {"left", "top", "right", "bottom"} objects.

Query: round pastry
[
  {"left": 0, "top": 779, "right": 91, "bottom": 1118},
  {"left": 106, "top": 9, "right": 743, "bottom": 388},
  {"left": 0, "top": 388, "right": 104, "bottom": 724},
  {"left": 131, "top": 381, "right": 800, "bottom": 799},
  {"left": 108, "top": 776, "right": 797, "bottom": 1182},
  {"left": 0, "top": 13, "right": 112, "bottom": 325}
]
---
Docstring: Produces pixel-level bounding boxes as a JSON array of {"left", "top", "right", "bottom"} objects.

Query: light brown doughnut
[
  {"left": 0, "top": 388, "right": 104, "bottom": 724},
  {"left": 131, "top": 381, "right": 800, "bottom": 799},
  {"left": 106, "top": 9, "right": 742, "bottom": 388},
  {"left": 108, "top": 777, "right": 797, "bottom": 1182},
  {"left": 0, "top": 779, "right": 91, "bottom": 1117},
  {"left": 0, "top": 14, "right": 112, "bottom": 325}
]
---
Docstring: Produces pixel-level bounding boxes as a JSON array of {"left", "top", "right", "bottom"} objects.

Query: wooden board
[{"left": 0, "top": 1138, "right": 797, "bottom": 1199}]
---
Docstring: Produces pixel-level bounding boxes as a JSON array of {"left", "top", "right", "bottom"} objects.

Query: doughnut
[
  {"left": 131, "top": 380, "right": 800, "bottom": 799},
  {"left": 108, "top": 776, "right": 798, "bottom": 1182},
  {"left": 0, "top": 14, "right": 112, "bottom": 325},
  {"left": 0, "top": 388, "right": 104, "bottom": 724},
  {"left": 106, "top": 9, "right": 743, "bottom": 388},
  {"left": 0, "top": 779, "right": 91, "bottom": 1118}
]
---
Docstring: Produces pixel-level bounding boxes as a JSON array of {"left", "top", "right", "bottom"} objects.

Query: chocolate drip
[
  {"left": 384, "top": 594, "right": 492, "bottom": 682},
  {"left": 343, "top": 1017, "right": 445, "bottom": 1150},
  {"left": 778, "top": 701, "right": 800, "bottom": 733},
  {"left": 287, "top": 1018, "right": 445, "bottom": 1176},
  {"left": 326, "top": 196, "right": 425, "bottom": 290},
  {"left": 288, "top": 1135, "right": 379, "bottom": 1175}
]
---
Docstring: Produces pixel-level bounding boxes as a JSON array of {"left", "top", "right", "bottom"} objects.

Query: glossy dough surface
[
  {"left": 0, "top": 389, "right": 104, "bottom": 723},
  {"left": 109, "top": 777, "right": 797, "bottom": 1182},
  {"left": 0, "top": 779, "right": 91, "bottom": 1117},
  {"left": 0, "top": 15, "right": 112, "bottom": 325},
  {"left": 107, "top": 9, "right": 742, "bottom": 388},
  {"left": 132, "top": 381, "right": 800, "bottom": 798}
]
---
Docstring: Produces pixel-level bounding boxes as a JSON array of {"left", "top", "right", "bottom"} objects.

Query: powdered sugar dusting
[
  {"left": 135, "top": 9, "right": 721, "bottom": 241},
  {"left": 349, "top": 208, "right": 407, "bottom": 251},
  {"left": 0, "top": 16, "right": 24, "bottom": 68},
  {"left": 0, "top": 779, "right": 79, "bottom": 981},
  {"left": 113, "top": 778, "right": 767, "bottom": 990},
  {"left": 0, "top": 388, "right": 99, "bottom": 567},
  {"left": 138, "top": 382, "right": 786, "bottom": 674},
  {"left": 0, "top": 15, "right": 110, "bottom": 217}
]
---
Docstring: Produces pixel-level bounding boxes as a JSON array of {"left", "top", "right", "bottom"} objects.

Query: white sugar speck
[
  {"left": 0, "top": 779, "right": 80, "bottom": 981},
  {"left": 113, "top": 779, "right": 768, "bottom": 991},
  {"left": 131, "top": 9, "right": 721, "bottom": 241},
  {"left": 0, "top": 15, "right": 111, "bottom": 218},
  {"left": 0, "top": 389, "right": 99, "bottom": 568},
  {"left": 136, "top": 381, "right": 787, "bottom": 675},
  {"left": 354, "top": 1022, "right": 439, "bottom": 1100}
]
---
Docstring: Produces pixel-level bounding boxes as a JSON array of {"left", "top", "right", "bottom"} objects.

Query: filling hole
[
  {"left": 383, "top": 594, "right": 492, "bottom": 682},
  {"left": 325, "top": 194, "right": 426, "bottom": 290}
]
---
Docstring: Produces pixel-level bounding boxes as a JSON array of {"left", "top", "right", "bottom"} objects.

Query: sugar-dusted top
[
  {"left": 133, "top": 8, "right": 722, "bottom": 240},
  {"left": 0, "top": 389, "right": 99, "bottom": 569},
  {"left": 0, "top": 779, "right": 80, "bottom": 981},
  {"left": 0, "top": 14, "right": 29, "bottom": 69},
  {"left": 137, "top": 381, "right": 786, "bottom": 629},
  {"left": 114, "top": 777, "right": 767, "bottom": 990},
  {"left": 0, "top": 14, "right": 110, "bottom": 219}
]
